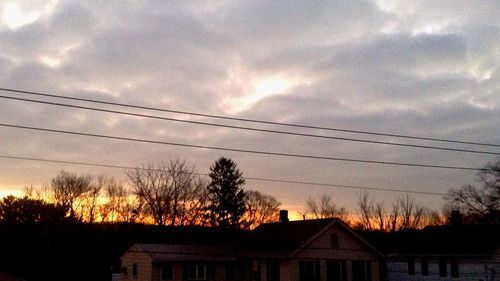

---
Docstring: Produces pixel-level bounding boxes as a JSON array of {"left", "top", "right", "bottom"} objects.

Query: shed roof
[{"left": 132, "top": 244, "right": 237, "bottom": 262}]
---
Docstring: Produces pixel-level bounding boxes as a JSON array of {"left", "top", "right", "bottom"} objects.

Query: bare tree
[
  {"left": 24, "top": 184, "right": 53, "bottom": 203},
  {"left": 242, "top": 190, "right": 281, "bottom": 229},
  {"left": 398, "top": 195, "right": 425, "bottom": 229},
  {"left": 356, "top": 191, "right": 374, "bottom": 230},
  {"left": 388, "top": 201, "right": 400, "bottom": 232},
  {"left": 305, "top": 194, "right": 348, "bottom": 221},
  {"left": 51, "top": 170, "right": 93, "bottom": 219},
  {"left": 419, "top": 209, "right": 445, "bottom": 227},
  {"left": 355, "top": 192, "right": 432, "bottom": 231},
  {"left": 374, "top": 202, "right": 387, "bottom": 231},
  {"left": 97, "top": 177, "right": 129, "bottom": 222},
  {"left": 178, "top": 182, "right": 210, "bottom": 226},
  {"left": 79, "top": 175, "right": 108, "bottom": 222},
  {"left": 127, "top": 159, "right": 205, "bottom": 226},
  {"left": 446, "top": 159, "right": 500, "bottom": 223}
]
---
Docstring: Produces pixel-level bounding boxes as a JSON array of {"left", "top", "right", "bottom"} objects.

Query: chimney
[
  {"left": 279, "top": 210, "right": 289, "bottom": 223},
  {"left": 450, "top": 210, "right": 462, "bottom": 226}
]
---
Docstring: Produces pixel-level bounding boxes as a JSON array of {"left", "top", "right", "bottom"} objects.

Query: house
[
  {"left": 120, "top": 244, "right": 238, "bottom": 281},
  {"left": 384, "top": 224, "right": 500, "bottom": 281},
  {"left": 238, "top": 216, "right": 383, "bottom": 281},
  {"left": 118, "top": 212, "right": 383, "bottom": 281}
]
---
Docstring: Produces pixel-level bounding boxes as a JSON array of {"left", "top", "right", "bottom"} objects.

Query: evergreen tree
[{"left": 207, "top": 157, "right": 246, "bottom": 228}]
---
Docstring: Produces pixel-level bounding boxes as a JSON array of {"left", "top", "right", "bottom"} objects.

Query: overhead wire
[
  {"left": 0, "top": 154, "right": 448, "bottom": 196},
  {"left": 0, "top": 122, "right": 493, "bottom": 172},
  {"left": 0, "top": 94, "right": 498, "bottom": 156},
  {"left": 1, "top": 87, "right": 499, "bottom": 148}
]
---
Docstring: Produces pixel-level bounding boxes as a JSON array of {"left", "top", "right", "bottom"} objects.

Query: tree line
[
  {"left": 302, "top": 158, "right": 500, "bottom": 230},
  {"left": 1, "top": 157, "right": 280, "bottom": 229},
  {"left": 1, "top": 157, "right": 499, "bottom": 230}
]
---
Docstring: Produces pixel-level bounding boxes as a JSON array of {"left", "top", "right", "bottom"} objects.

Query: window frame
[
  {"left": 326, "top": 260, "right": 347, "bottom": 281},
  {"left": 420, "top": 257, "right": 429, "bottom": 276},
  {"left": 439, "top": 258, "right": 447, "bottom": 277},
  {"left": 299, "top": 260, "right": 320, "bottom": 281},
  {"left": 160, "top": 263, "right": 173, "bottom": 281},
  {"left": 266, "top": 261, "right": 280, "bottom": 281},
  {"left": 450, "top": 259, "right": 459, "bottom": 278},
  {"left": 330, "top": 234, "right": 339, "bottom": 249},
  {"left": 408, "top": 258, "right": 415, "bottom": 275},
  {"left": 185, "top": 263, "right": 215, "bottom": 281},
  {"left": 352, "top": 260, "right": 372, "bottom": 281},
  {"left": 132, "top": 263, "right": 138, "bottom": 278}
]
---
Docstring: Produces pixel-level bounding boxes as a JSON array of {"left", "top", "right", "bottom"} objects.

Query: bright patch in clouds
[
  {"left": 226, "top": 77, "right": 296, "bottom": 113},
  {"left": 1, "top": 0, "right": 57, "bottom": 29}
]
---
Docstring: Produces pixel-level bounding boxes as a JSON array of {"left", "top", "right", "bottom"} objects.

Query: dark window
[
  {"left": 352, "top": 261, "right": 372, "bottom": 281},
  {"left": 327, "top": 260, "right": 347, "bottom": 281},
  {"left": 331, "top": 234, "right": 339, "bottom": 249},
  {"left": 225, "top": 262, "right": 235, "bottom": 280},
  {"left": 420, "top": 258, "right": 429, "bottom": 276},
  {"left": 299, "top": 261, "right": 320, "bottom": 281},
  {"left": 439, "top": 258, "right": 447, "bottom": 277},
  {"left": 266, "top": 261, "right": 280, "bottom": 281},
  {"left": 251, "top": 260, "right": 261, "bottom": 281},
  {"left": 408, "top": 258, "right": 415, "bottom": 275},
  {"left": 184, "top": 263, "right": 215, "bottom": 280},
  {"left": 450, "top": 259, "right": 459, "bottom": 278},
  {"left": 132, "top": 263, "right": 138, "bottom": 278},
  {"left": 161, "top": 263, "right": 172, "bottom": 281}
]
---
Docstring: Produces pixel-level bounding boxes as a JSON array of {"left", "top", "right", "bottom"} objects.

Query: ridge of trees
[
  {"left": 1, "top": 157, "right": 280, "bottom": 230},
  {"left": 1, "top": 158, "right": 499, "bottom": 230}
]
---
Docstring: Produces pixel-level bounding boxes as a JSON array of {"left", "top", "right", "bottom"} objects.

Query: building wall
[
  {"left": 149, "top": 261, "right": 237, "bottom": 281},
  {"left": 247, "top": 223, "right": 381, "bottom": 281},
  {"left": 387, "top": 257, "right": 500, "bottom": 281},
  {"left": 120, "top": 245, "right": 153, "bottom": 281},
  {"left": 291, "top": 224, "right": 380, "bottom": 281}
]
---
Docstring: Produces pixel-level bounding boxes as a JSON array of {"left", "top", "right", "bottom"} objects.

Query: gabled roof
[{"left": 239, "top": 218, "right": 382, "bottom": 258}]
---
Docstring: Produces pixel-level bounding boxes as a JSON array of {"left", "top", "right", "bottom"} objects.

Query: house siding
[
  {"left": 149, "top": 262, "right": 234, "bottom": 281},
  {"left": 387, "top": 257, "right": 500, "bottom": 281},
  {"left": 290, "top": 224, "right": 380, "bottom": 281},
  {"left": 118, "top": 220, "right": 382, "bottom": 281},
  {"left": 121, "top": 245, "right": 153, "bottom": 281},
  {"left": 240, "top": 224, "right": 381, "bottom": 281}
]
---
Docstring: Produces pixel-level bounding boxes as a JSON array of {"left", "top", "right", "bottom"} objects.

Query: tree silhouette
[
  {"left": 51, "top": 170, "right": 93, "bottom": 219},
  {"left": 446, "top": 159, "right": 500, "bottom": 223},
  {"left": 305, "top": 194, "right": 348, "bottom": 221},
  {"left": 207, "top": 157, "right": 246, "bottom": 228},
  {"left": 242, "top": 190, "right": 280, "bottom": 229},
  {"left": 0, "top": 196, "right": 66, "bottom": 223},
  {"left": 127, "top": 159, "right": 205, "bottom": 226}
]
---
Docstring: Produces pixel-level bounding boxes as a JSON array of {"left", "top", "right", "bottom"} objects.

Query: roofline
[
  {"left": 288, "top": 218, "right": 384, "bottom": 258},
  {"left": 387, "top": 253, "right": 493, "bottom": 259}
]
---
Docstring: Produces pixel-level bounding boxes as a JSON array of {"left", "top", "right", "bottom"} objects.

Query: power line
[
  {"left": 0, "top": 122, "right": 491, "bottom": 172},
  {"left": 1, "top": 94, "right": 498, "bottom": 156},
  {"left": 1, "top": 87, "right": 499, "bottom": 148},
  {"left": 0, "top": 154, "right": 447, "bottom": 196}
]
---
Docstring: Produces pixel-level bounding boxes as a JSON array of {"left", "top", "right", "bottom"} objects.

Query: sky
[{"left": 0, "top": 0, "right": 499, "bottom": 217}]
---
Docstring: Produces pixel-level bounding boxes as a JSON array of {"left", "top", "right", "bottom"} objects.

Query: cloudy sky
[{"left": 0, "top": 0, "right": 499, "bottom": 216}]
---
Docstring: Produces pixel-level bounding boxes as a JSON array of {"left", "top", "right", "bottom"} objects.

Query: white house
[
  {"left": 118, "top": 214, "right": 383, "bottom": 281},
  {"left": 385, "top": 224, "right": 500, "bottom": 281}
]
